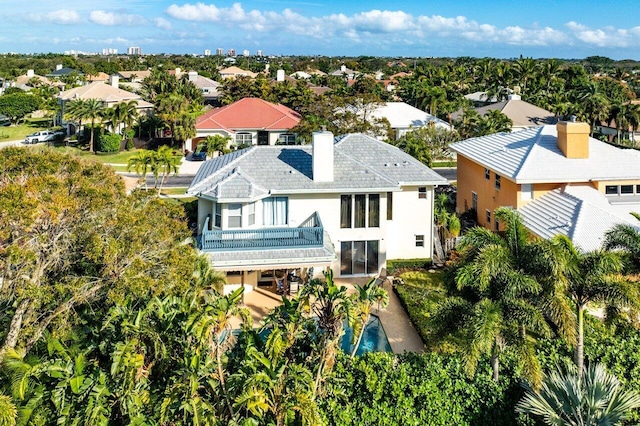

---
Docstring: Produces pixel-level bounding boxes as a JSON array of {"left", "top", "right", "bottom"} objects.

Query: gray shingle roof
[
  {"left": 188, "top": 133, "right": 447, "bottom": 200},
  {"left": 450, "top": 125, "right": 640, "bottom": 184}
]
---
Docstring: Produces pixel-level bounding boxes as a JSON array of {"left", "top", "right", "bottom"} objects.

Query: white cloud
[
  {"left": 89, "top": 10, "right": 145, "bottom": 26},
  {"left": 166, "top": 2, "right": 224, "bottom": 21},
  {"left": 27, "top": 9, "right": 82, "bottom": 24},
  {"left": 153, "top": 17, "right": 173, "bottom": 30},
  {"left": 162, "top": 3, "right": 640, "bottom": 52},
  {"left": 565, "top": 21, "right": 631, "bottom": 47}
]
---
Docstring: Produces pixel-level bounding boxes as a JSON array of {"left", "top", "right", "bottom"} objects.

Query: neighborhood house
[
  {"left": 187, "top": 131, "right": 447, "bottom": 293},
  {"left": 451, "top": 120, "right": 640, "bottom": 251}
]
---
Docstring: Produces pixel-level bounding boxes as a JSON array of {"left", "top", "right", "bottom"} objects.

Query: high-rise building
[
  {"left": 256, "top": 50, "right": 263, "bottom": 57},
  {"left": 227, "top": 48, "right": 236, "bottom": 57},
  {"left": 204, "top": 49, "right": 211, "bottom": 56},
  {"left": 127, "top": 46, "right": 142, "bottom": 55},
  {"left": 243, "top": 49, "right": 250, "bottom": 57},
  {"left": 102, "top": 48, "right": 118, "bottom": 55},
  {"left": 216, "top": 48, "right": 224, "bottom": 56}
]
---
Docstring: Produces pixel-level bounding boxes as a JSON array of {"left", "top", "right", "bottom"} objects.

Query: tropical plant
[
  {"left": 299, "top": 269, "right": 353, "bottom": 395},
  {"left": 350, "top": 278, "right": 389, "bottom": 357},
  {"left": 126, "top": 149, "right": 156, "bottom": 189},
  {"left": 436, "top": 207, "right": 574, "bottom": 387},
  {"left": 82, "top": 98, "right": 106, "bottom": 153},
  {"left": 152, "top": 145, "right": 181, "bottom": 193},
  {"left": 604, "top": 223, "right": 640, "bottom": 273},
  {"left": 552, "top": 235, "right": 638, "bottom": 374},
  {"left": 187, "top": 287, "right": 251, "bottom": 419},
  {"left": 517, "top": 362, "right": 640, "bottom": 425},
  {"left": 200, "top": 134, "right": 231, "bottom": 158}
]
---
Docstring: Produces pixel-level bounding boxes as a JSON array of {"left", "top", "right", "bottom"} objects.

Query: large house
[
  {"left": 452, "top": 94, "right": 556, "bottom": 131},
  {"left": 369, "top": 102, "right": 452, "bottom": 140},
  {"left": 192, "top": 97, "right": 301, "bottom": 151},
  {"left": 56, "top": 76, "right": 153, "bottom": 135},
  {"left": 187, "top": 131, "right": 447, "bottom": 290},
  {"left": 218, "top": 66, "right": 258, "bottom": 79},
  {"left": 451, "top": 121, "right": 640, "bottom": 251}
]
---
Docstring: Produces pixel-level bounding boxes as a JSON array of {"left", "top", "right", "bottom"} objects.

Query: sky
[{"left": 2, "top": 0, "right": 640, "bottom": 59}]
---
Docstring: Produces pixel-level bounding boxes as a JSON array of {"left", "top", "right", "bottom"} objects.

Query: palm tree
[
  {"left": 516, "top": 362, "right": 640, "bottom": 425},
  {"left": 581, "top": 93, "right": 610, "bottom": 136},
  {"left": 103, "top": 105, "right": 125, "bottom": 134},
  {"left": 233, "top": 331, "right": 321, "bottom": 426},
  {"left": 64, "top": 98, "right": 87, "bottom": 135},
  {"left": 119, "top": 100, "right": 139, "bottom": 146},
  {"left": 604, "top": 223, "right": 640, "bottom": 273},
  {"left": 350, "top": 277, "right": 389, "bottom": 357},
  {"left": 152, "top": 145, "right": 181, "bottom": 193},
  {"left": 299, "top": 269, "right": 353, "bottom": 394},
  {"left": 436, "top": 207, "right": 574, "bottom": 386},
  {"left": 187, "top": 287, "right": 251, "bottom": 419},
  {"left": 126, "top": 149, "right": 156, "bottom": 189},
  {"left": 83, "top": 98, "right": 105, "bottom": 153},
  {"left": 553, "top": 235, "right": 638, "bottom": 374},
  {"left": 201, "top": 134, "right": 231, "bottom": 159}
]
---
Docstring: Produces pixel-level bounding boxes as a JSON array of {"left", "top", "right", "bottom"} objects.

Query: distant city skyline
[{"left": 2, "top": 0, "right": 640, "bottom": 59}]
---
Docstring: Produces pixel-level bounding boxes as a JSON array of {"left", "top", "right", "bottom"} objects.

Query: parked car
[
  {"left": 191, "top": 150, "right": 207, "bottom": 161},
  {"left": 24, "top": 130, "right": 64, "bottom": 144}
]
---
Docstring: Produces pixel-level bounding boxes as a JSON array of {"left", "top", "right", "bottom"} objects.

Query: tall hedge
[{"left": 320, "top": 352, "right": 533, "bottom": 426}]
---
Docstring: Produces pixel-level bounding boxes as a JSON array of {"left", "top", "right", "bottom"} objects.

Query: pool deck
[{"left": 235, "top": 277, "right": 425, "bottom": 354}]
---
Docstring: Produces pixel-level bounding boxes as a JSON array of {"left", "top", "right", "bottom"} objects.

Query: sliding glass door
[{"left": 340, "top": 240, "right": 379, "bottom": 275}]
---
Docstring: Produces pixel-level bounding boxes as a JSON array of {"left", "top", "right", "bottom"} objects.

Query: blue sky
[{"left": 2, "top": 0, "right": 640, "bottom": 59}]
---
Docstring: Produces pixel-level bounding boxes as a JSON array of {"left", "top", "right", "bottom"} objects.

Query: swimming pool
[{"left": 341, "top": 315, "right": 392, "bottom": 356}]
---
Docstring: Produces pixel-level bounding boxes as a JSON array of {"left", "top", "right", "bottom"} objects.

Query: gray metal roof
[
  {"left": 450, "top": 125, "right": 640, "bottom": 184},
  {"left": 519, "top": 186, "right": 640, "bottom": 252},
  {"left": 188, "top": 133, "right": 447, "bottom": 200}
]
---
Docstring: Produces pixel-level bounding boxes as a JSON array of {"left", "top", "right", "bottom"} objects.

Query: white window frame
[
  {"left": 277, "top": 133, "right": 296, "bottom": 145},
  {"left": 235, "top": 132, "right": 252, "bottom": 147},
  {"left": 227, "top": 203, "right": 242, "bottom": 228}
]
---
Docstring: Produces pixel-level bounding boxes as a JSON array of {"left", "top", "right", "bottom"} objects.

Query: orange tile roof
[{"left": 196, "top": 97, "right": 301, "bottom": 131}]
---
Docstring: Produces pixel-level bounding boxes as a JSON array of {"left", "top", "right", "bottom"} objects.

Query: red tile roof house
[{"left": 191, "top": 97, "right": 302, "bottom": 151}]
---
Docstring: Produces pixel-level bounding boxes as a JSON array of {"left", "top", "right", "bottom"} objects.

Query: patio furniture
[{"left": 374, "top": 267, "right": 389, "bottom": 288}]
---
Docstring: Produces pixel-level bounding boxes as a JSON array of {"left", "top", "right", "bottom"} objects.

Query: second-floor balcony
[{"left": 200, "top": 211, "right": 324, "bottom": 252}]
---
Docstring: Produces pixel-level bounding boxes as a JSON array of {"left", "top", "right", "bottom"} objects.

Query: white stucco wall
[{"left": 197, "top": 185, "right": 435, "bottom": 277}]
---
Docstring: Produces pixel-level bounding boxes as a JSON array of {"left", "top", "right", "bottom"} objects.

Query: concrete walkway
[{"left": 233, "top": 277, "right": 425, "bottom": 354}]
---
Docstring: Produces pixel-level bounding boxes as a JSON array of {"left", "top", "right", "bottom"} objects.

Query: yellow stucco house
[{"left": 451, "top": 121, "right": 640, "bottom": 250}]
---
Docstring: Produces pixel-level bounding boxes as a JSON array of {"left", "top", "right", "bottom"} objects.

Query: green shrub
[
  {"left": 387, "top": 258, "right": 432, "bottom": 273},
  {"left": 320, "top": 352, "right": 533, "bottom": 426},
  {"left": 97, "top": 132, "right": 121, "bottom": 153}
]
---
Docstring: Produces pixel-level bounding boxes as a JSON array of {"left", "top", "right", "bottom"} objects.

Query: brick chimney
[
  {"left": 557, "top": 120, "right": 590, "bottom": 159},
  {"left": 312, "top": 131, "right": 334, "bottom": 182}
]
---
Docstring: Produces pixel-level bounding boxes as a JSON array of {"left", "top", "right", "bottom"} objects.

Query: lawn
[
  {"left": 432, "top": 160, "right": 457, "bottom": 168},
  {"left": 52, "top": 146, "right": 142, "bottom": 164},
  {"left": 159, "top": 187, "right": 188, "bottom": 196},
  {"left": 0, "top": 118, "right": 58, "bottom": 141},
  {"left": 394, "top": 269, "right": 448, "bottom": 345}
]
